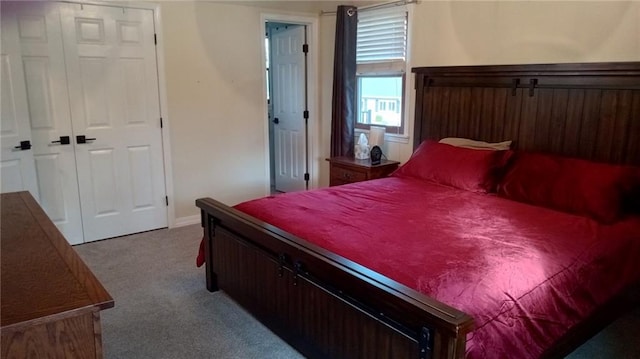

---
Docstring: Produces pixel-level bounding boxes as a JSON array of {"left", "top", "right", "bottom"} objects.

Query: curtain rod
[{"left": 320, "top": 0, "right": 417, "bottom": 16}]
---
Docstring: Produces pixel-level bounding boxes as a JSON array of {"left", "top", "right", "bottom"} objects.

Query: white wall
[
  {"left": 318, "top": 14, "right": 337, "bottom": 188},
  {"left": 161, "top": 2, "right": 269, "bottom": 219},
  {"left": 160, "top": 1, "right": 639, "bottom": 220},
  {"left": 160, "top": 1, "right": 324, "bottom": 221},
  {"left": 411, "top": 1, "right": 639, "bottom": 66}
]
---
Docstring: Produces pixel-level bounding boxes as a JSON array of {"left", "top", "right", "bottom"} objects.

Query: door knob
[
  {"left": 51, "top": 136, "right": 71, "bottom": 145},
  {"left": 13, "top": 140, "right": 32, "bottom": 151},
  {"left": 76, "top": 135, "right": 96, "bottom": 144},
  {"left": 273, "top": 117, "right": 280, "bottom": 124}
]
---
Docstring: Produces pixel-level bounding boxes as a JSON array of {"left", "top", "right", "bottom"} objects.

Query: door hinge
[
  {"left": 160, "top": 117, "right": 163, "bottom": 128},
  {"left": 302, "top": 43, "right": 308, "bottom": 54},
  {"left": 154, "top": 34, "right": 157, "bottom": 45},
  {"left": 165, "top": 196, "right": 168, "bottom": 206},
  {"left": 303, "top": 110, "right": 309, "bottom": 120},
  {"left": 304, "top": 173, "right": 309, "bottom": 181}
]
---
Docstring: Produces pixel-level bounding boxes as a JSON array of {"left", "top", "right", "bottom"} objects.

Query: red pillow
[
  {"left": 392, "top": 140, "right": 512, "bottom": 193},
  {"left": 497, "top": 152, "right": 639, "bottom": 223}
]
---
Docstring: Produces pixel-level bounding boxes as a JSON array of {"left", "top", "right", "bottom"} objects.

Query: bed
[{"left": 196, "top": 62, "right": 640, "bottom": 358}]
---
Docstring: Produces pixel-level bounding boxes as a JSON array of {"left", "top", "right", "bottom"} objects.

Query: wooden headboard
[{"left": 412, "top": 62, "right": 640, "bottom": 165}]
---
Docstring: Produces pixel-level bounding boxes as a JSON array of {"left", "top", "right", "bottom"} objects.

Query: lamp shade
[{"left": 369, "top": 126, "right": 386, "bottom": 148}]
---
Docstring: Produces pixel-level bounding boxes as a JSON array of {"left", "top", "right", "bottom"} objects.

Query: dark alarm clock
[{"left": 370, "top": 145, "right": 382, "bottom": 165}]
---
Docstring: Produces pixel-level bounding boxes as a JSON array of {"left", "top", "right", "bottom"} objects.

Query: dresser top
[
  {"left": 327, "top": 156, "right": 400, "bottom": 169},
  {"left": 1, "top": 192, "right": 113, "bottom": 329}
]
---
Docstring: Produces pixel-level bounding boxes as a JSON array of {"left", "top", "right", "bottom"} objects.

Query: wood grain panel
[
  {"left": 429, "top": 87, "right": 446, "bottom": 139},
  {"left": 608, "top": 90, "right": 632, "bottom": 164},
  {"left": 561, "top": 89, "right": 585, "bottom": 158},
  {"left": 327, "top": 157, "right": 399, "bottom": 187},
  {"left": 92, "top": 312, "right": 104, "bottom": 359},
  {"left": 595, "top": 90, "right": 620, "bottom": 162},
  {"left": 413, "top": 62, "right": 640, "bottom": 165},
  {"left": 1, "top": 312, "right": 97, "bottom": 359},
  {"left": 505, "top": 88, "right": 524, "bottom": 146},
  {"left": 420, "top": 86, "right": 523, "bottom": 145},
  {"left": 577, "top": 89, "right": 603, "bottom": 159},
  {"left": 626, "top": 92, "right": 640, "bottom": 164},
  {"left": 533, "top": 89, "right": 554, "bottom": 150},
  {"left": 517, "top": 89, "right": 539, "bottom": 150},
  {"left": 478, "top": 88, "right": 493, "bottom": 141},
  {"left": 446, "top": 87, "right": 460, "bottom": 136},
  {"left": 548, "top": 89, "right": 569, "bottom": 154},
  {"left": 489, "top": 89, "right": 508, "bottom": 142},
  {"left": 413, "top": 73, "right": 426, "bottom": 149},
  {"left": 462, "top": 88, "right": 476, "bottom": 139},
  {"left": 212, "top": 225, "right": 421, "bottom": 359}
]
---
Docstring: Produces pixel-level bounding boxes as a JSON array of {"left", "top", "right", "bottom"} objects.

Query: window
[{"left": 356, "top": 7, "right": 408, "bottom": 134}]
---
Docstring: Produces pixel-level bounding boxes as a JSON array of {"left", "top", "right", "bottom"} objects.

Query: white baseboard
[{"left": 173, "top": 215, "right": 200, "bottom": 228}]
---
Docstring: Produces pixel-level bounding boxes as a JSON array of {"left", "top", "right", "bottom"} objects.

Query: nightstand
[{"left": 327, "top": 156, "right": 400, "bottom": 186}]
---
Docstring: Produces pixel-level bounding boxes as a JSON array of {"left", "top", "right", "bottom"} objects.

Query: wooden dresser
[
  {"left": 327, "top": 156, "right": 400, "bottom": 186},
  {"left": 1, "top": 191, "right": 114, "bottom": 359}
]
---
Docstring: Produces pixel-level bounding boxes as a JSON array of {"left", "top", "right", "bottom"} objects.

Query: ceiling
[{"left": 216, "top": 0, "right": 385, "bottom": 14}]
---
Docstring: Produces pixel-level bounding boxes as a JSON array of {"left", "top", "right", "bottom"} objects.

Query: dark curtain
[{"left": 330, "top": 5, "right": 357, "bottom": 157}]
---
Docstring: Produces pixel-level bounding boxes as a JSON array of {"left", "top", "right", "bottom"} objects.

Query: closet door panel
[
  {"left": 61, "top": 3, "right": 167, "bottom": 242},
  {"left": 33, "top": 153, "right": 67, "bottom": 222},
  {"left": 87, "top": 148, "right": 118, "bottom": 216},
  {"left": 0, "top": 7, "right": 38, "bottom": 196},
  {"left": 128, "top": 145, "right": 155, "bottom": 210},
  {"left": 78, "top": 58, "right": 112, "bottom": 128},
  {"left": 2, "top": 2, "right": 84, "bottom": 244},
  {"left": 22, "top": 58, "right": 56, "bottom": 129},
  {"left": 120, "top": 59, "right": 148, "bottom": 125}
]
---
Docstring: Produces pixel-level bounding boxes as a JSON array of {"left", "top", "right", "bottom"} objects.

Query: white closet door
[
  {"left": 1, "top": 5, "right": 38, "bottom": 197},
  {"left": 2, "top": 2, "right": 84, "bottom": 244},
  {"left": 60, "top": 4, "right": 167, "bottom": 242}
]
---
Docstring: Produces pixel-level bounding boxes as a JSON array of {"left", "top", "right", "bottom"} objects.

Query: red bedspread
[{"left": 228, "top": 177, "right": 640, "bottom": 358}]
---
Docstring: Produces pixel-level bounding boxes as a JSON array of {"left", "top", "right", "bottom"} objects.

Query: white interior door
[
  {"left": 1, "top": 5, "right": 38, "bottom": 196},
  {"left": 1, "top": 2, "right": 84, "bottom": 244},
  {"left": 271, "top": 24, "right": 307, "bottom": 193},
  {"left": 60, "top": 3, "right": 167, "bottom": 242}
]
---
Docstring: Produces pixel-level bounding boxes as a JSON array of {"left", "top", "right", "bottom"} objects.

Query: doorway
[{"left": 265, "top": 21, "right": 309, "bottom": 193}]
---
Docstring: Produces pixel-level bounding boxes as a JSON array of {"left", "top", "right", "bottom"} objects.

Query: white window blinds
[{"left": 356, "top": 7, "right": 407, "bottom": 72}]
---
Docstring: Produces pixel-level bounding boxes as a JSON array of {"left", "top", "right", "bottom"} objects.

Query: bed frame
[{"left": 197, "top": 62, "right": 640, "bottom": 359}]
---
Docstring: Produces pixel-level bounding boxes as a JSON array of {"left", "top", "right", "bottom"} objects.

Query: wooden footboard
[{"left": 197, "top": 197, "right": 474, "bottom": 359}]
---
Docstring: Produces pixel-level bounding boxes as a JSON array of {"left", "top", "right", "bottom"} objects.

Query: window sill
[
  {"left": 355, "top": 129, "right": 410, "bottom": 144},
  {"left": 385, "top": 132, "right": 410, "bottom": 144}
]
